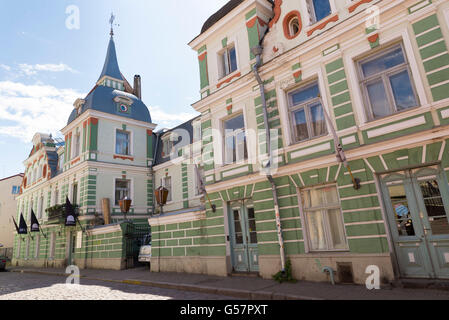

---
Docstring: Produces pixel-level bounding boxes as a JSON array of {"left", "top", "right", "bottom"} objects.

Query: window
[
  {"left": 115, "top": 179, "right": 130, "bottom": 206},
  {"left": 38, "top": 196, "right": 44, "bottom": 219},
  {"left": 163, "top": 176, "right": 172, "bottom": 202},
  {"left": 162, "top": 135, "right": 174, "bottom": 158},
  {"left": 73, "top": 133, "right": 81, "bottom": 158},
  {"left": 193, "top": 121, "right": 202, "bottom": 155},
  {"left": 72, "top": 184, "right": 78, "bottom": 205},
  {"left": 53, "top": 189, "right": 59, "bottom": 206},
  {"left": 116, "top": 130, "right": 130, "bottom": 155},
  {"left": 302, "top": 185, "right": 347, "bottom": 251},
  {"left": 11, "top": 186, "right": 20, "bottom": 194},
  {"left": 58, "top": 154, "right": 64, "bottom": 172},
  {"left": 49, "top": 232, "right": 55, "bottom": 259},
  {"left": 308, "top": 0, "right": 332, "bottom": 23},
  {"left": 288, "top": 82, "right": 328, "bottom": 143},
  {"left": 219, "top": 46, "right": 238, "bottom": 78},
  {"left": 35, "top": 235, "right": 40, "bottom": 259},
  {"left": 358, "top": 44, "right": 418, "bottom": 120},
  {"left": 289, "top": 17, "right": 300, "bottom": 36},
  {"left": 223, "top": 114, "right": 247, "bottom": 165}
]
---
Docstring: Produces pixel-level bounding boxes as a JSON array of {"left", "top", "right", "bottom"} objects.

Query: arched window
[
  {"left": 289, "top": 17, "right": 300, "bottom": 37},
  {"left": 283, "top": 11, "right": 302, "bottom": 40}
]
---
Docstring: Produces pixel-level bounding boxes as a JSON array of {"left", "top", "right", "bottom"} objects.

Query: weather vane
[{"left": 109, "top": 12, "right": 120, "bottom": 37}]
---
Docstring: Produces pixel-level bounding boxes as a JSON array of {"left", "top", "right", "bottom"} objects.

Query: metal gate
[{"left": 123, "top": 223, "right": 151, "bottom": 269}]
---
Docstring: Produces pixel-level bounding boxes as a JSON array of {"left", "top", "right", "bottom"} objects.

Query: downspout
[
  {"left": 251, "top": 46, "right": 286, "bottom": 274},
  {"left": 151, "top": 131, "right": 162, "bottom": 216}
]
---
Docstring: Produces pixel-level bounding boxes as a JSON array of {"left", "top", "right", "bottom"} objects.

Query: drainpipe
[
  {"left": 251, "top": 45, "right": 286, "bottom": 274},
  {"left": 151, "top": 131, "right": 162, "bottom": 216}
]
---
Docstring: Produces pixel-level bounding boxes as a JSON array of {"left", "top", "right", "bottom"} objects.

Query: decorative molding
[
  {"left": 269, "top": 0, "right": 283, "bottom": 28},
  {"left": 307, "top": 14, "right": 339, "bottom": 37},
  {"left": 348, "top": 0, "right": 375, "bottom": 13},
  {"left": 217, "top": 72, "right": 241, "bottom": 89}
]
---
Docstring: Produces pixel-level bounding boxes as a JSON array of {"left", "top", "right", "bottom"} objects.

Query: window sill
[
  {"left": 360, "top": 105, "right": 426, "bottom": 130},
  {"left": 113, "top": 154, "right": 135, "bottom": 161},
  {"left": 286, "top": 133, "right": 332, "bottom": 150},
  {"left": 217, "top": 70, "right": 241, "bottom": 89}
]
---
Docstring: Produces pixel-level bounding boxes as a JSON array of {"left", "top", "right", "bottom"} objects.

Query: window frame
[
  {"left": 163, "top": 176, "right": 172, "bottom": 203},
  {"left": 300, "top": 184, "right": 348, "bottom": 252},
  {"left": 72, "top": 132, "right": 81, "bottom": 159},
  {"left": 222, "top": 113, "right": 248, "bottom": 166},
  {"left": 357, "top": 42, "right": 420, "bottom": 122},
  {"left": 308, "top": 0, "right": 333, "bottom": 24},
  {"left": 287, "top": 81, "right": 328, "bottom": 144},
  {"left": 161, "top": 134, "right": 175, "bottom": 159},
  {"left": 114, "top": 178, "right": 132, "bottom": 207},
  {"left": 218, "top": 44, "right": 238, "bottom": 79},
  {"left": 115, "top": 129, "right": 132, "bottom": 156}
]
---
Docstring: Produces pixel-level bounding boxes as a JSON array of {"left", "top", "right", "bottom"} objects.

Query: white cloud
[
  {"left": 149, "top": 105, "right": 198, "bottom": 130},
  {"left": 0, "top": 81, "right": 82, "bottom": 142},
  {"left": 18, "top": 63, "right": 78, "bottom": 76},
  {"left": 0, "top": 64, "right": 11, "bottom": 71}
]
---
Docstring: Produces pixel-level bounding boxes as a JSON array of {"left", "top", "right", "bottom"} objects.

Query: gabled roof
[{"left": 98, "top": 36, "right": 124, "bottom": 81}]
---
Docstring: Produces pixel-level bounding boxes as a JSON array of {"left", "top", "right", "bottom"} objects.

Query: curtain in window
[{"left": 116, "top": 131, "right": 129, "bottom": 155}]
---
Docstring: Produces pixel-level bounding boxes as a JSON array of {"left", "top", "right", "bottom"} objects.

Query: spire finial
[{"left": 109, "top": 12, "right": 116, "bottom": 37}]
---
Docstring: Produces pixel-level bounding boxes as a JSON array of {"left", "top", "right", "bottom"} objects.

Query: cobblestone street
[{"left": 0, "top": 271, "right": 235, "bottom": 300}]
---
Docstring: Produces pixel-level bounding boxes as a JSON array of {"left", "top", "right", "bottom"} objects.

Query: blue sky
[{"left": 0, "top": 0, "right": 228, "bottom": 179}]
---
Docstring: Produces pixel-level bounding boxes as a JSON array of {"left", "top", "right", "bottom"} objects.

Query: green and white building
[
  {"left": 12, "top": 32, "right": 158, "bottom": 270},
  {"left": 149, "top": 0, "right": 449, "bottom": 284}
]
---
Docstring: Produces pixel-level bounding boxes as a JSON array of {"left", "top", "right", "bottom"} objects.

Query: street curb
[{"left": 10, "top": 269, "right": 324, "bottom": 300}]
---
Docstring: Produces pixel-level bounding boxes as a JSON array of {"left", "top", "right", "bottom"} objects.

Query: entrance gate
[
  {"left": 123, "top": 223, "right": 151, "bottom": 269},
  {"left": 380, "top": 165, "right": 449, "bottom": 279}
]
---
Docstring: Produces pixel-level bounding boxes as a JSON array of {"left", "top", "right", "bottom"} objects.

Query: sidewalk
[{"left": 8, "top": 267, "right": 449, "bottom": 300}]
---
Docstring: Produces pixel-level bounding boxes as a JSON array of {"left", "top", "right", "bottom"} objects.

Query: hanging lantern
[
  {"left": 119, "top": 198, "right": 132, "bottom": 214},
  {"left": 155, "top": 186, "right": 169, "bottom": 207}
]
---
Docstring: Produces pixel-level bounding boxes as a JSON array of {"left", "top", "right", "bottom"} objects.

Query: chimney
[{"left": 133, "top": 75, "right": 142, "bottom": 99}]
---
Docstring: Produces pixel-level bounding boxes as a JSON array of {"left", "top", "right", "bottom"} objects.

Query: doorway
[
  {"left": 380, "top": 165, "right": 449, "bottom": 279},
  {"left": 228, "top": 200, "right": 259, "bottom": 273}
]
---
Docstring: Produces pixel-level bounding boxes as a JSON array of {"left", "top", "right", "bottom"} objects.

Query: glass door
[{"left": 228, "top": 200, "right": 259, "bottom": 272}]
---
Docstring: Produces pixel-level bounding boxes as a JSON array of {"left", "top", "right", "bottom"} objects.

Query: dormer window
[
  {"left": 219, "top": 45, "right": 238, "bottom": 79},
  {"left": 162, "top": 135, "right": 175, "bottom": 158},
  {"left": 307, "top": 0, "right": 332, "bottom": 24}
]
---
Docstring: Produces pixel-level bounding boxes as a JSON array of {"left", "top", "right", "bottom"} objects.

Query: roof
[
  {"left": 201, "top": 0, "right": 244, "bottom": 34},
  {"left": 0, "top": 173, "right": 24, "bottom": 183},
  {"left": 98, "top": 36, "right": 124, "bottom": 81},
  {"left": 154, "top": 116, "right": 200, "bottom": 166},
  {"left": 67, "top": 86, "right": 152, "bottom": 125},
  {"left": 198, "top": 0, "right": 273, "bottom": 37},
  {"left": 67, "top": 35, "right": 152, "bottom": 125}
]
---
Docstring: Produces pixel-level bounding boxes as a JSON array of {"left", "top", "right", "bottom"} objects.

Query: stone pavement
[
  {"left": 0, "top": 271, "right": 234, "bottom": 300},
  {"left": 6, "top": 267, "right": 449, "bottom": 300}
]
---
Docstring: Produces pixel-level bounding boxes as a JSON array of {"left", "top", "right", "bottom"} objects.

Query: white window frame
[
  {"left": 222, "top": 113, "right": 248, "bottom": 166},
  {"left": 346, "top": 31, "right": 428, "bottom": 125},
  {"left": 115, "top": 128, "right": 132, "bottom": 157},
  {"left": 72, "top": 131, "right": 81, "bottom": 159},
  {"left": 113, "top": 177, "right": 133, "bottom": 207},
  {"left": 356, "top": 42, "right": 420, "bottom": 122},
  {"left": 306, "top": 0, "right": 335, "bottom": 24},
  {"left": 161, "top": 134, "right": 175, "bottom": 159},
  {"left": 218, "top": 44, "right": 238, "bottom": 79},
  {"left": 38, "top": 196, "right": 44, "bottom": 219},
  {"left": 300, "top": 184, "right": 348, "bottom": 252},
  {"left": 287, "top": 80, "right": 329, "bottom": 144},
  {"left": 163, "top": 176, "right": 173, "bottom": 203}
]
